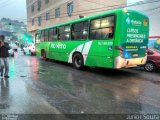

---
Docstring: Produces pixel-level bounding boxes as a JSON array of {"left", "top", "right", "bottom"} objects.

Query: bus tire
[
  {"left": 73, "top": 53, "right": 84, "bottom": 70},
  {"left": 144, "top": 62, "right": 157, "bottom": 72},
  {"left": 41, "top": 50, "right": 47, "bottom": 60}
]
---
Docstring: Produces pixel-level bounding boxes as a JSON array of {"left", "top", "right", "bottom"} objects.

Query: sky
[
  {"left": 0, "top": 0, "right": 158, "bottom": 36},
  {"left": 127, "top": 0, "right": 144, "bottom": 5},
  {"left": 0, "top": 0, "right": 26, "bottom": 22}
]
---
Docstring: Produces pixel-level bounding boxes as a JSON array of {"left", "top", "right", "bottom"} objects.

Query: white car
[
  {"left": 9, "top": 43, "right": 18, "bottom": 52},
  {"left": 8, "top": 49, "right": 14, "bottom": 57},
  {"left": 23, "top": 44, "right": 36, "bottom": 55}
]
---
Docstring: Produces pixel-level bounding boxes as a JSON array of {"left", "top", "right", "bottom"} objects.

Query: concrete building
[{"left": 26, "top": 0, "right": 126, "bottom": 36}]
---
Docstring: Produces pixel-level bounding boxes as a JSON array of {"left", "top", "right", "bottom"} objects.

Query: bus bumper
[{"left": 114, "top": 56, "right": 147, "bottom": 69}]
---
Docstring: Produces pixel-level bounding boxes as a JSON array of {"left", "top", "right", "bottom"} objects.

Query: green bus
[{"left": 35, "top": 8, "right": 149, "bottom": 69}]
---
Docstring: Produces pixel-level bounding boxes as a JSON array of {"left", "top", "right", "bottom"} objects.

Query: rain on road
[{"left": 0, "top": 50, "right": 160, "bottom": 115}]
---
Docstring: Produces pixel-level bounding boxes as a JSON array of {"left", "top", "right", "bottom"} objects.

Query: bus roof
[{"left": 39, "top": 8, "right": 148, "bottom": 31}]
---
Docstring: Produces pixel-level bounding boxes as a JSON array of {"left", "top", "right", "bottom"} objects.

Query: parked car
[
  {"left": 23, "top": 43, "right": 36, "bottom": 56},
  {"left": 8, "top": 49, "right": 14, "bottom": 57},
  {"left": 144, "top": 48, "right": 160, "bottom": 72},
  {"left": 9, "top": 43, "right": 18, "bottom": 52}
]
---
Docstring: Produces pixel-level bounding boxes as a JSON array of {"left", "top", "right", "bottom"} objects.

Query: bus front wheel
[{"left": 73, "top": 53, "right": 84, "bottom": 70}]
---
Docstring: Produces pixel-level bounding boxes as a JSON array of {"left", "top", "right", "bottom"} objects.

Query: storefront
[{"left": 149, "top": 36, "right": 160, "bottom": 50}]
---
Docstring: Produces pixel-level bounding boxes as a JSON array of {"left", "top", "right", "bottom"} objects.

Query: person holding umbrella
[{"left": 0, "top": 35, "right": 10, "bottom": 78}]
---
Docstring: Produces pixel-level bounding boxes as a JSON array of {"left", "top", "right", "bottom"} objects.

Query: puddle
[
  {"left": 20, "top": 76, "right": 27, "bottom": 78},
  {"left": 151, "top": 81, "right": 160, "bottom": 85}
]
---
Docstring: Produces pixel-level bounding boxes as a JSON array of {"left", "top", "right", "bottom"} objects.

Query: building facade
[{"left": 26, "top": 0, "right": 126, "bottom": 36}]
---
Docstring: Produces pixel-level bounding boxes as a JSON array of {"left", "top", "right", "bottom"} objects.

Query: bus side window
[
  {"left": 49, "top": 29, "right": 54, "bottom": 41},
  {"left": 72, "top": 21, "right": 88, "bottom": 40},
  {"left": 40, "top": 31, "right": 45, "bottom": 42},
  {"left": 90, "top": 29, "right": 101, "bottom": 40},
  {"left": 101, "top": 28, "right": 114, "bottom": 39},
  {"left": 65, "top": 25, "right": 71, "bottom": 40},
  {"left": 90, "top": 18, "right": 101, "bottom": 40},
  {"left": 90, "top": 15, "right": 115, "bottom": 40},
  {"left": 58, "top": 26, "right": 64, "bottom": 41},
  {"left": 44, "top": 30, "right": 49, "bottom": 41},
  {"left": 35, "top": 33, "right": 40, "bottom": 44},
  {"left": 101, "top": 16, "right": 114, "bottom": 39},
  {"left": 53, "top": 28, "right": 58, "bottom": 40},
  {"left": 58, "top": 25, "right": 70, "bottom": 41},
  {"left": 49, "top": 28, "right": 58, "bottom": 41}
]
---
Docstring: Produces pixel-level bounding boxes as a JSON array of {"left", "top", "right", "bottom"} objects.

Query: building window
[
  {"left": 32, "top": 19, "right": 35, "bottom": 26},
  {"left": 67, "top": 2, "right": 73, "bottom": 16},
  {"left": 46, "top": 12, "right": 50, "bottom": 21},
  {"left": 55, "top": 8, "right": 60, "bottom": 18},
  {"left": 37, "top": 0, "right": 41, "bottom": 11},
  {"left": 45, "top": 0, "right": 49, "bottom": 4},
  {"left": 38, "top": 16, "right": 41, "bottom": 26},
  {"left": 31, "top": 4, "right": 34, "bottom": 12}
]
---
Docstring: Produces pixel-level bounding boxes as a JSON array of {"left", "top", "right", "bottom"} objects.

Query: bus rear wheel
[
  {"left": 73, "top": 53, "right": 84, "bottom": 70},
  {"left": 41, "top": 51, "right": 47, "bottom": 60}
]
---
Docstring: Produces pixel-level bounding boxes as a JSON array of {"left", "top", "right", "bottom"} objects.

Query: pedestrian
[{"left": 0, "top": 35, "right": 10, "bottom": 78}]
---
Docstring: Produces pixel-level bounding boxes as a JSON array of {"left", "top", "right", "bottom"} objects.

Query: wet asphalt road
[{"left": 0, "top": 49, "right": 160, "bottom": 115}]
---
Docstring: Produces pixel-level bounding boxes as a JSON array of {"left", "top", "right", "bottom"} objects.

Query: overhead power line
[{"left": 0, "top": 0, "right": 15, "bottom": 8}]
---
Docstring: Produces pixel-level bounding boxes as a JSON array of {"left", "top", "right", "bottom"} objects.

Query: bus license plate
[{"left": 132, "top": 54, "right": 138, "bottom": 57}]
